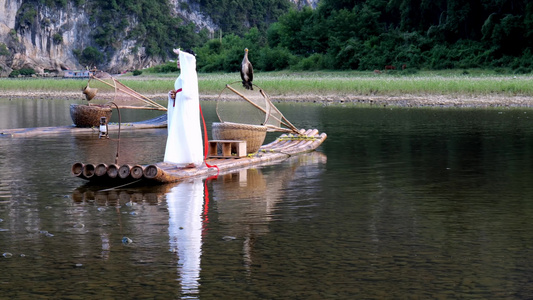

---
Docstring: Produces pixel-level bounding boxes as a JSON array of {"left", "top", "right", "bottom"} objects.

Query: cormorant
[{"left": 240, "top": 48, "right": 253, "bottom": 90}]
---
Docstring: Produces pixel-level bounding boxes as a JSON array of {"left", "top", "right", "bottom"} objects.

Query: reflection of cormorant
[{"left": 240, "top": 48, "right": 253, "bottom": 90}]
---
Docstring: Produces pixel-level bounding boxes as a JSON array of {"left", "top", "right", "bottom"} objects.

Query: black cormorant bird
[{"left": 240, "top": 48, "right": 253, "bottom": 90}]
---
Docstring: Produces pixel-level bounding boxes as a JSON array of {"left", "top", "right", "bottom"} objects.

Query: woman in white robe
[{"left": 164, "top": 49, "right": 204, "bottom": 168}]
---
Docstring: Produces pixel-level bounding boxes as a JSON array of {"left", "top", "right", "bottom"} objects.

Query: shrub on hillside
[
  {"left": 0, "top": 43, "right": 9, "bottom": 56},
  {"left": 9, "top": 68, "right": 36, "bottom": 77}
]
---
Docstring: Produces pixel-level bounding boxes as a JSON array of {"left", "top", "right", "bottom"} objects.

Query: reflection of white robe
[
  {"left": 167, "top": 179, "right": 204, "bottom": 296},
  {"left": 164, "top": 51, "right": 204, "bottom": 166}
]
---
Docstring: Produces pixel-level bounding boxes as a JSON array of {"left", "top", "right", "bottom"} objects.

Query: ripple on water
[{"left": 0, "top": 182, "right": 11, "bottom": 204}]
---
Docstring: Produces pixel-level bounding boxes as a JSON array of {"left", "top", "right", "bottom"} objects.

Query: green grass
[
  {"left": 2, "top": 70, "right": 533, "bottom": 97},
  {"left": 0, "top": 78, "right": 89, "bottom": 91}
]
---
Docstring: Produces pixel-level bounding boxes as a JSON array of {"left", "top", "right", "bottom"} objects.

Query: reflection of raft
[
  {"left": 70, "top": 104, "right": 112, "bottom": 127},
  {"left": 72, "top": 183, "right": 174, "bottom": 206},
  {"left": 72, "top": 128, "right": 327, "bottom": 184}
]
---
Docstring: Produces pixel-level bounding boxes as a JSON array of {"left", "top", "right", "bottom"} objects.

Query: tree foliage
[
  {"left": 195, "top": 0, "right": 292, "bottom": 33},
  {"left": 79, "top": 0, "right": 292, "bottom": 65},
  {"left": 194, "top": 0, "right": 533, "bottom": 72},
  {"left": 78, "top": 46, "right": 104, "bottom": 67},
  {"left": 0, "top": 44, "right": 9, "bottom": 56},
  {"left": 13, "top": 0, "right": 533, "bottom": 72}
]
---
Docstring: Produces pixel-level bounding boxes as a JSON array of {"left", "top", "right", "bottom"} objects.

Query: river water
[{"left": 1, "top": 98, "right": 533, "bottom": 299}]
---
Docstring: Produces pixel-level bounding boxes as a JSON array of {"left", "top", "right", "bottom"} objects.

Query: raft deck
[
  {"left": 72, "top": 128, "right": 327, "bottom": 184},
  {"left": 0, "top": 115, "right": 167, "bottom": 138}
]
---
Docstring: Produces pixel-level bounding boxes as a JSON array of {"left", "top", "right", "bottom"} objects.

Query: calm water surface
[{"left": 1, "top": 99, "right": 533, "bottom": 299}]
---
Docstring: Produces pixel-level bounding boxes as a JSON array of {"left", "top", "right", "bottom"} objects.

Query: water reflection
[
  {"left": 72, "top": 180, "right": 205, "bottom": 299},
  {"left": 209, "top": 152, "right": 327, "bottom": 275},
  {"left": 72, "top": 184, "right": 169, "bottom": 206},
  {"left": 69, "top": 151, "right": 326, "bottom": 298},
  {"left": 167, "top": 178, "right": 204, "bottom": 298},
  {"left": 7, "top": 100, "right": 533, "bottom": 297},
  {"left": 0, "top": 98, "right": 167, "bottom": 130}
]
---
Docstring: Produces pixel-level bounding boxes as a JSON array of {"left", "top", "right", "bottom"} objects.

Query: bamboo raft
[
  {"left": 0, "top": 114, "right": 167, "bottom": 138},
  {"left": 71, "top": 128, "right": 327, "bottom": 184}
]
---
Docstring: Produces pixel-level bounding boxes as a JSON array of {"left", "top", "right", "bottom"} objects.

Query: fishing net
[
  {"left": 216, "top": 82, "right": 298, "bottom": 133},
  {"left": 82, "top": 72, "right": 166, "bottom": 111}
]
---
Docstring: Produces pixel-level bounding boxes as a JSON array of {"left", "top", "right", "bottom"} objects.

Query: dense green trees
[
  {"left": 73, "top": 46, "right": 104, "bottom": 67},
  {"left": 196, "top": 0, "right": 292, "bottom": 33},
  {"left": 194, "top": 0, "right": 533, "bottom": 73},
  {"left": 83, "top": 0, "right": 292, "bottom": 65},
  {"left": 14, "top": 0, "right": 533, "bottom": 72}
]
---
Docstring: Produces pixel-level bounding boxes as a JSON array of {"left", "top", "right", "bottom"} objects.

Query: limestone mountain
[{"left": 0, "top": 0, "right": 317, "bottom": 76}]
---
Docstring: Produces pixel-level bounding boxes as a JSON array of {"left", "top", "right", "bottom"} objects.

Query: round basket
[
  {"left": 70, "top": 104, "right": 112, "bottom": 127},
  {"left": 212, "top": 122, "right": 267, "bottom": 154},
  {"left": 82, "top": 86, "right": 98, "bottom": 100}
]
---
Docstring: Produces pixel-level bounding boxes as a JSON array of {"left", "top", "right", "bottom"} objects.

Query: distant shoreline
[
  {"left": 2, "top": 71, "right": 533, "bottom": 108},
  {"left": 1, "top": 90, "right": 533, "bottom": 108}
]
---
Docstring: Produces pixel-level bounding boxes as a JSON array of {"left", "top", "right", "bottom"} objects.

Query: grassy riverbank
[{"left": 1, "top": 70, "right": 533, "bottom": 106}]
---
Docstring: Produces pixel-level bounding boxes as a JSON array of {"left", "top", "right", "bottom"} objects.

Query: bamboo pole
[
  {"left": 143, "top": 164, "right": 163, "bottom": 179},
  {"left": 95, "top": 163, "right": 108, "bottom": 177},
  {"left": 109, "top": 105, "right": 167, "bottom": 111},
  {"left": 224, "top": 84, "right": 300, "bottom": 134},
  {"left": 71, "top": 162, "right": 84, "bottom": 178},
  {"left": 131, "top": 165, "right": 144, "bottom": 179},
  {"left": 107, "top": 164, "right": 119, "bottom": 178},
  {"left": 142, "top": 164, "right": 181, "bottom": 182},
  {"left": 118, "top": 164, "right": 132, "bottom": 179},
  {"left": 89, "top": 75, "right": 167, "bottom": 110},
  {"left": 82, "top": 164, "right": 96, "bottom": 178},
  {"left": 265, "top": 125, "right": 293, "bottom": 133},
  {"left": 114, "top": 78, "right": 167, "bottom": 110}
]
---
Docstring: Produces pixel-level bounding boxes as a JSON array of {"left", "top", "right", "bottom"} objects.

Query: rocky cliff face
[
  {"left": 1, "top": 0, "right": 88, "bottom": 75},
  {"left": 0, "top": 0, "right": 318, "bottom": 76},
  {"left": 0, "top": 0, "right": 156, "bottom": 76}
]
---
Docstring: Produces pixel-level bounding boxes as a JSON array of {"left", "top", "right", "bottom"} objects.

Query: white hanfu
[{"left": 164, "top": 50, "right": 204, "bottom": 167}]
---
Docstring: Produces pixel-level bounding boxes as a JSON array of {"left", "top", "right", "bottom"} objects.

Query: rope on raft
[
  {"left": 199, "top": 104, "right": 219, "bottom": 175},
  {"left": 276, "top": 135, "right": 319, "bottom": 141}
]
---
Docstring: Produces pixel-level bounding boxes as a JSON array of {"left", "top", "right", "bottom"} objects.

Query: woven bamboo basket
[
  {"left": 70, "top": 104, "right": 112, "bottom": 127},
  {"left": 82, "top": 86, "right": 98, "bottom": 100},
  {"left": 212, "top": 122, "right": 267, "bottom": 154}
]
